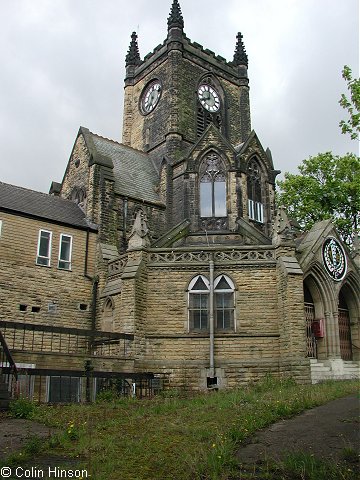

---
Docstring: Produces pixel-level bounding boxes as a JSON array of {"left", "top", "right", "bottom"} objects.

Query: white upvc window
[
  {"left": 36, "top": 229, "right": 52, "bottom": 266},
  {"left": 214, "top": 275, "right": 235, "bottom": 331},
  {"left": 0, "top": 219, "right": 3, "bottom": 237},
  {"left": 58, "top": 234, "right": 73, "bottom": 270},
  {"left": 248, "top": 199, "right": 264, "bottom": 223},
  {"left": 188, "top": 275, "right": 210, "bottom": 331}
]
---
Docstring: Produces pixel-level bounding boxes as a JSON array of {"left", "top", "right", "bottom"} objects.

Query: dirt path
[
  {"left": 0, "top": 416, "right": 56, "bottom": 460},
  {"left": 236, "top": 393, "right": 359, "bottom": 465}
]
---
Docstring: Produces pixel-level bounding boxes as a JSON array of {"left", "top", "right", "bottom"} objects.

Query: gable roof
[
  {"left": 236, "top": 130, "right": 281, "bottom": 183},
  {"left": 0, "top": 181, "right": 96, "bottom": 230},
  {"left": 80, "top": 129, "right": 163, "bottom": 206},
  {"left": 186, "top": 123, "right": 236, "bottom": 166}
]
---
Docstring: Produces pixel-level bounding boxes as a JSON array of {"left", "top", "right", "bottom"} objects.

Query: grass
[
  {"left": 236, "top": 451, "right": 359, "bottom": 480},
  {"left": 6, "top": 377, "right": 358, "bottom": 480}
]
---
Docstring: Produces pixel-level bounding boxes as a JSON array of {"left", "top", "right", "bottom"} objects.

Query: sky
[{"left": 0, "top": 0, "right": 359, "bottom": 193}]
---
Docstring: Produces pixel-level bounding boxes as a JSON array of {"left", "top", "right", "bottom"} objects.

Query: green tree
[
  {"left": 339, "top": 65, "right": 360, "bottom": 140},
  {"left": 277, "top": 152, "right": 360, "bottom": 245}
]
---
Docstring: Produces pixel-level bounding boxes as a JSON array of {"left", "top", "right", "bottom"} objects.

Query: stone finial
[
  {"left": 125, "top": 32, "right": 141, "bottom": 67},
  {"left": 272, "top": 206, "right": 296, "bottom": 245},
  {"left": 167, "top": 0, "right": 184, "bottom": 31},
  {"left": 128, "top": 209, "right": 151, "bottom": 249},
  {"left": 233, "top": 32, "right": 248, "bottom": 67}
]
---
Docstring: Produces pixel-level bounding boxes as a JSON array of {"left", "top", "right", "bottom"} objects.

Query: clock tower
[
  {"left": 122, "top": 0, "right": 250, "bottom": 164},
  {"left": 122, "top": 0, "right": 278, "bottom": 238}
]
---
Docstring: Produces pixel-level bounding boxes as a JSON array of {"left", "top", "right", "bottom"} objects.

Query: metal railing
[
  {"left": 0, "top": 330, "right": 18, "bottom": 398},
  {"left": 0, "top": 320, "right": 134, "bottom": 358},
  {"left": 1, "top": 365, "right": 164, "bottom": 403}
]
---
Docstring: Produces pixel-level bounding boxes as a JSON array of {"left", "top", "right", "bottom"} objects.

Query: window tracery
[
  {"left": 187, "top": 274, "right": 235, "bottom": 332},
  {"left": 247, "top": 158, "right": 263, "bottom": 223},
  {"left": 200, "top": 153, "right": 227, "bottom": 219}
]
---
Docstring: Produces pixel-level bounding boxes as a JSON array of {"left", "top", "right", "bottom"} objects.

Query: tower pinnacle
[
  {"left": 167, "top": 0, "right": 184, "bottom": 31},
  {"left": 125, "top": 31, "right": 141, "bottom": 67},
  {"left": 233, "top": 32, "right": 248, "bottom": 67}
]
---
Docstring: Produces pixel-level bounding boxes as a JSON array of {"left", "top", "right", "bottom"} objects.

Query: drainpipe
[
  {"left": 209, "top": 253, "right": 215, "bottom": 378},
  {"left": 123, "top": 197, "right": 128, "bottom": 251},
  {"left": 84, "top": 228, "right": 90, "bottom": 278},
  {"left": 83, "top": 227, "right": 98, "bottom": 350}
]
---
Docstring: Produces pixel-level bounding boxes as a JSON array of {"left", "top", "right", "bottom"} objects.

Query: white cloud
[{"left": 0, "top": 0, "right": 358, "bottom": 192}]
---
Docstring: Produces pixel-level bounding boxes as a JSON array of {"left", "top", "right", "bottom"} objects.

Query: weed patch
[{"left": 25, "top": 378, "right": 359, "bottom": 480}]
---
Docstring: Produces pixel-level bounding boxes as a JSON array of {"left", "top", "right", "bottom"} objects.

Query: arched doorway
[
  {"left": 338, "top": 291, "right": 352, "bottom": 361},
  {"left": 304, "top": 284, "right": 317, "bottom": 358}
]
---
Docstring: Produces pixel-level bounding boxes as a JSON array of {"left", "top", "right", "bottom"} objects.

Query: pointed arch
[
  {"left": 214, "top": 274, "right": 235, "bottom": 331},
  {"left": 102, "top": 296, "right": 115, "bottom": 332},
  {"left": 196, "top": 74, "right": 226, "bottom": 137},
  {"left": 199, "top": 151, "right": 227, "bottom": 219},
  {"left": 188, "top": 274, "right": 209, "bottom": 331},
  {"left": 338, "top": 272, "right": 360, "bottom": 361},
  {"left": 247, "top": 156, "right": 264, "bottom": 223}
]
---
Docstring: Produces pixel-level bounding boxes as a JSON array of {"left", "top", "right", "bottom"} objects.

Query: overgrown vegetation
[
  {"left": 9, "top": 395, "right": 36, "bottom": 419},
  {"left": 4, "top": 378, "right": 359, "bottom": 479}
]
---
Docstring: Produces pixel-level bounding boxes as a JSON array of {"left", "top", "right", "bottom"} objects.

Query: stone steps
[{"left": 310, "top": 359, "right": 360, "bottom": 384}]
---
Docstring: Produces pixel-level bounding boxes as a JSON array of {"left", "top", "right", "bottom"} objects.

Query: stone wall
[
  {"left": 0, "top": 211, "right": 96, "bottom": 330},
  {"left": 107, "top": 245, "right": 310, "bottom": 389}
]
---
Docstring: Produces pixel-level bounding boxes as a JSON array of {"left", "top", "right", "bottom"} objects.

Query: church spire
[
  {"left": 167, "top": 0, "right": 184, "bottom": 31},
  {"left": 233, "top": 32, "right": 248, "bottom": 67},
  {"left": 125, "top": 31, "right": 141, "bottom": 67}
]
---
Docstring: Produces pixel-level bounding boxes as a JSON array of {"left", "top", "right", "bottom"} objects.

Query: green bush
[{"left": 9, "top": 396, "right": 36, "bottom": 419}]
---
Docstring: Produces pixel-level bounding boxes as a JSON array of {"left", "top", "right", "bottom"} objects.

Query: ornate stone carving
[
  {"left": 125, "top": 32, "right": 141, "bottom": 67},
  {"left": 148, "top": 248, "right": 275, "bottom": 265},
  {"left": 272, "top": 206, "right": 296, "bottom": 245},
  {"left": 233, "top": 32, "right": 248, "bottom": 67},
  {"left": 128, "top": 209, "right": 151, "bottom": 249},
  {"left": 200, "top": 217, "right": 228, "bottom": 231},
  {"left": 167, "top": 0, "right": 184, "bottom": 30},
  {"left": 108, "top": 256, "right": 128, "bottom": 275}
]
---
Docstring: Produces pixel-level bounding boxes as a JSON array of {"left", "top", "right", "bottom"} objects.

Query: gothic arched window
[
  {"left": 188, "top": 275, "right": 210, "bottom": 331},
  {"left": 102, "top": 297, "right": 115, "bottom": 332},
  {"left": 214, "top": 275, "right": 235, "bottom": 330},
  {"left": 200, "top": 153, "right": 227, "bottom": 218},
  {"left": 247, "top": 159, "right": 264, "bottom": 223},
  {"left": 187, "top": 274, "right": 235, "bottom": 332}
]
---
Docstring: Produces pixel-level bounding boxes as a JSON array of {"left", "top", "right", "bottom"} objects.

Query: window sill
[{"left": 35, "top": 262, "right": 51, "bottom": 268}]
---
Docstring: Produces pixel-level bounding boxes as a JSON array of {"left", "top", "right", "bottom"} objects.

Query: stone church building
[{"left": 0, "top": 1, "right": 359, "bottom": 398}]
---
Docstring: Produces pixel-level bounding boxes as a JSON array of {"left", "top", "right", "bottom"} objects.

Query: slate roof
[
  {"left": 89, "top": 133, "right": 162, "bottom": 206},
  {"left": 0, "top": 182, "right": 96, "bottom": 230}
]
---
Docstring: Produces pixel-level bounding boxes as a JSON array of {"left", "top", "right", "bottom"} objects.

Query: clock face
[
  {"left": 198, "top": 84, "right": 220, "bottom": 112},
  {"left": 141, "top": 81, "right": 162, "bottom": 114},
  {"left": 322, "top": 237, "right": 347, "bottom": 281}
]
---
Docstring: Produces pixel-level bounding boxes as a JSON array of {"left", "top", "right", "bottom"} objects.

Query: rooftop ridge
[
  {"left": 90, "top": 131, "right": 150, "bottom": 157},
  {"left": 0, "top": 181, "right": 88, "bottom": 207}
]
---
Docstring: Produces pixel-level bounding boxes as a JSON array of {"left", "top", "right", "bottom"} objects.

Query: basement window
[{"left": 207, "top": 377, "right": 218, "bottom": 389}]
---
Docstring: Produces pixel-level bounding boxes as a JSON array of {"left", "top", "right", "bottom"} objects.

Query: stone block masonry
[{"left": 0, "top": 211, "right": 96, "bottom": 330}]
